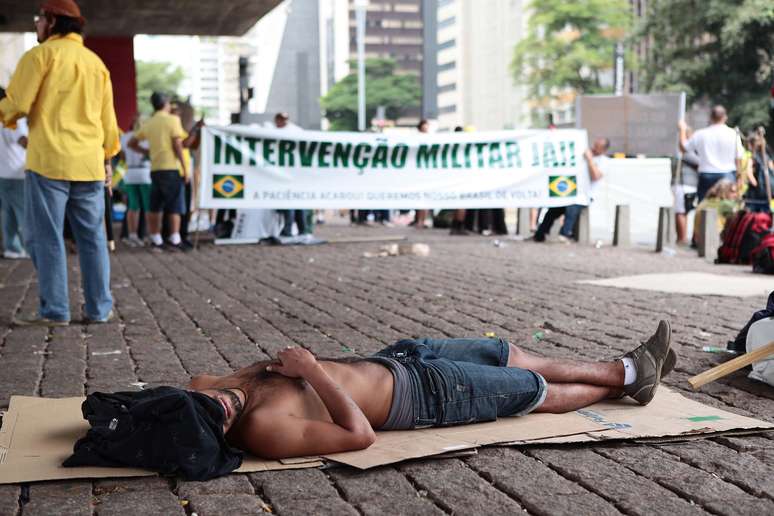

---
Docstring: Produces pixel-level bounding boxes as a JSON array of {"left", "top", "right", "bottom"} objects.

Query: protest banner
[{"left": 199, "top": 126, "right": 590, "bottom": 209}]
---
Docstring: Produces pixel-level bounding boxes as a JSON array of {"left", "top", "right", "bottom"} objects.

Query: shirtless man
[{"left": 190, "top": 321, "right": 673, "bottom": 460}]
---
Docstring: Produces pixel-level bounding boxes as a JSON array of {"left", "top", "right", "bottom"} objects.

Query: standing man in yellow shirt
[
  {"left": 0, "top": 0, "right": 120, "bottom": 326},
  {"left": 129, "top": 92, "right": 189, "bottom": 251}
]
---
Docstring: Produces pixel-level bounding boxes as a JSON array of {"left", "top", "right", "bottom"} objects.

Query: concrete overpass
[
  {"left": 0, "top": 0, "right": 282, "bottom": 36},
  {"left": 0, "top": 0, "right": 283, "bottom": 129}
]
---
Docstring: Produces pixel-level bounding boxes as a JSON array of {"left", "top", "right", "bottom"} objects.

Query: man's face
[
  {"left": 199, "top": 388, "right": 245, "bottom": 433},
  {"left": 591, "top": 139, "right": 607, "bottom": 156},
  {"left": 275, "top": 116, "right": 288, "bottom": 128},
  {"left": 34, "top": 11, "right": 53, "bottom": 43}
]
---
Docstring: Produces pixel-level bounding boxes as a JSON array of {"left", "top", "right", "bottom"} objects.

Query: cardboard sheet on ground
[
  {"left": 0, "top": 396, "right": 322, "bottom": 484},
  {"left": 1, "top": 388, "right": 771, "bottom": 482},
  {"left": 578, "top": 272, "right": 774, "bottom": 297}
]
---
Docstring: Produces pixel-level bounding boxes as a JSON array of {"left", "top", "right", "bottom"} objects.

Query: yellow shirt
[
  {"left": 135, "top": 111, "right": 186, "bottom": 173},
  {"left": 0, "top": 33, "right": 120, "bottom": 181}
]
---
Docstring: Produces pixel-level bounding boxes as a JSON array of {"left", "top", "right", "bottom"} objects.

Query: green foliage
[
  {"left": 135, "top": 61, "right": 185, "bottom": 116},
  {"left": 639, "top": 0, "right": 774, "bottom": 131},
  {"left": 512, "top": 0, "right": 632, "bottom": 123},
  {"left": 320, "top": 58, "right": 421, "bottom": 131}
]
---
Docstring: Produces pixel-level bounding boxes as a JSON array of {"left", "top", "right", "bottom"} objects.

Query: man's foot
[
  {"left": 623, "top": 320, "right": 672, "bottom": 405},
  {"left": 164, "top": 242, "right": 184, "bottom": 253},
  {"left": 122, "top": 236, "right": 144, "bottom": 248},
  {"left": 83, "top": 310, "right": 114, "bottom": 324},
  {"left": 3, "top": 250, "right": 29, "bottom": 259},
  {"left": 13, "top": 314, "right": 69, "bottom": 327}
]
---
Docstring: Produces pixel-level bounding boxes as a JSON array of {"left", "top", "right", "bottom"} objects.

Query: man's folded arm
[{"left": 239, "top": 411, "right": 376, "bottom": 459}]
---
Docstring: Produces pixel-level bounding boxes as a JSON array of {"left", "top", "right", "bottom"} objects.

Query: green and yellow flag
[
  {"left": 548, "top": 175, "right": 577, "bottom": 198},
  {"left": 213, "top": 174, "right": 244, "bottom": 199}
]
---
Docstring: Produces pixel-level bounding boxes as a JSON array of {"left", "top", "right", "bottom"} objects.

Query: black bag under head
[{"left": 63, "top": 386, "right": 243, "bottom": 480}]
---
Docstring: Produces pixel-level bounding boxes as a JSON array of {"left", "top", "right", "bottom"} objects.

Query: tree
[
  {"left": 320, "top": 58, "right": 421, "bottom": 131},
  {"left": 639, "top": 0, "right": 774, "bottom": 131},
  {"left": 512, "top": 0, "right": 632, "bottom": 125},
  {"left": 135, "top": 61, "right": 185, "bottom": 116}
]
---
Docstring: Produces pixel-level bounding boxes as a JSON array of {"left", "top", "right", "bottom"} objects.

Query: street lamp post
[{"left": 354, "top": 0, "right": 368, "bottom": 131}]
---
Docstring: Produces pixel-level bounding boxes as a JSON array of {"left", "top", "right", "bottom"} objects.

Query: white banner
[{"left": 199, "top": 126, "right": 590, "bottom": 209}]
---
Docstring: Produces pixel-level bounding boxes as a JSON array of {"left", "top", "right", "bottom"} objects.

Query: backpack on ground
[
  {"left": 728, "top": 290, "right": 774, "bottom": 353},
  {"left": 752, "top": 232, "right": 774, "bottom": 274},
  {"left": 716, "top": 211, "right": 772, "bottom": 264}
]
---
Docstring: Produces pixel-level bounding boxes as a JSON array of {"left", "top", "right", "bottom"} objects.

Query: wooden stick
[{"left": 688, "top": 341, "right": 774, "bottom": 390}]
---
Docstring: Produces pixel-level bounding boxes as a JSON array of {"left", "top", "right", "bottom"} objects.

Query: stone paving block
[
  {"left": 528, "top": 447, "right": 708, "bottom": 515},
  {"left": 96, "top": 489, "right": 184, "bottom": 516},
  {"left": 25, "top": 481, "right": 92, "bottom": 516},
  {"left": 177, "top": 474, "right": 254, "bottom": 498},
  {"left": 597, "top": 445, "right": 774, "bottom": 515},
  {"left": 251, "top": 469, "right": 358, "bottom": 516},
  {"left": 0, "top": 485, "right": 19, "bottom": 516},
  {"left": 655, "top": 441, "right": 774, "bottom": 499},
  {"left": 466, "top": 447, "right": 621, "bottom": 516},
  {"left": 401, "top": 458, "right": 524, "bottom": 514},
  {"left": 330, "top": 466, "right": 444, "bottom": 516},
  {"left": 186, "top": 494, "right": 268, "bottom": 516}
]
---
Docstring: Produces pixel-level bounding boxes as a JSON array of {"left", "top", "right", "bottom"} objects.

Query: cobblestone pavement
[{"left": 1, "top": 222, "right": 773, "bottom": 515}]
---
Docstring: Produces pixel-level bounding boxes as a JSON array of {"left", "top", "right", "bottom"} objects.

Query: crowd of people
[
  {"left": 675, "top": 105, "right": 773, "bottom": 249},
  {"left": 1, "top": 1, "right": 772, "bottom": 326}
]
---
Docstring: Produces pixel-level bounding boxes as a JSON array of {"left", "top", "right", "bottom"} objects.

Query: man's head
[
  {"left": 710, "top": 105, "right": 727, "bottom": 124},
  {"left": 35, "top": 0, "right": 85, "bottom": 43},
  {"left": 197, "top": 387, "right": 246, "bottom": 433},
  {"left": 417, "top": 119, "right": 429, "bottom": 133},
  {"left": 591, "top": 137, "right": 610, "bottom": 156},
  {"left": 150, "top": 92, "right": 171, "bottom": 113},
  {"left": 274, "top": 112, "right": 289, "bottom": 128}
]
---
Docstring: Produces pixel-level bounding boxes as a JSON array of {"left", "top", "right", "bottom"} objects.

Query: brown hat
[{"left": 41, "top": 0, "right": 86, "bottom": 25}]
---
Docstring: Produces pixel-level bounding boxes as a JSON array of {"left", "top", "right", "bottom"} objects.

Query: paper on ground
[
  {"left": 578, "top": 272, "right": 774, "bottom": 297},
  {"left": 1, "top": 387, "right": 772, "bottom": 482}
]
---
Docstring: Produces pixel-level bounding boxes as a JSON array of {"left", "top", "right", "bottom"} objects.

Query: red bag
[
  {"left": 716, "top": 211, "right": 772, "bottom": 264},
  {"left": 752, "top": 232, "right": 774, "bottom": 274}
]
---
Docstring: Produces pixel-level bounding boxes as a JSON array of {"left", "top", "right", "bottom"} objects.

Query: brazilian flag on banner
[
  {"left": 548, "top": 175, "right": 577, "bottom": 198},
  {"left": 213, "top": 174, "right": 244, "bottom": 199}
]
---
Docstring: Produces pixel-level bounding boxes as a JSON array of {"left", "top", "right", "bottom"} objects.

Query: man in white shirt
[
  {"left": 0, "top": 87, "right": 29, "bottom": 259},
  {"left": 678, "top": 105, "right": 743, "bottom": 202}
]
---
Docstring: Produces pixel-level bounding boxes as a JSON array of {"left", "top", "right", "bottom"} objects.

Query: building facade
[{"left": 435, "top": 0, "right": 529, "bottom": 131}]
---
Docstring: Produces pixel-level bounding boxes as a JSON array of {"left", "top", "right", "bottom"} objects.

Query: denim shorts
[
  {"left": 150, "top": 170, "right": 186, "bottom": 214},
  {"left": 372, "top": 338, "right": 547, "bottom": 428}
]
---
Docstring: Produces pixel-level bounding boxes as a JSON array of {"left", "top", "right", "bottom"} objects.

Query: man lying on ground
[
  {"left": 64, "top": 321, "right": 673, "bottom": 478},
  {"left": 189, "top": 321, "right": 674, "bottom": 459}
]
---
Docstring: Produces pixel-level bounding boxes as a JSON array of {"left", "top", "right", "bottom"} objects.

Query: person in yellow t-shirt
[
  {"left": 128, "top": 92, "right": 188, "bottom": 250},
  {"left": 0, "top": 0, "right": 120, "bottom": 327}
]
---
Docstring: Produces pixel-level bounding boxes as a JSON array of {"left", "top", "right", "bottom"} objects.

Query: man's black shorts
[{"left": 150, "top": 170, "right": 186, "bottom": 214}]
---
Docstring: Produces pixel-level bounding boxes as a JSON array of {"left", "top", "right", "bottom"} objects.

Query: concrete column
[
  {"left": 655, "top": 207, "right": 671, "bottom": 252},
  {"left": 85, "top": 36, "right": 136, "bottom": 131},
  {"left": 698, "top": 208, "right": 719, "bottom": 261},
  {"left": 613, "top": 205, "right": 631, "bottom": 247},
  {"left": 577, "top": 207, "right": 591, "bottom": 245},
  {"left": 517, "top": 207, "right": 531, "bottom": 236}
]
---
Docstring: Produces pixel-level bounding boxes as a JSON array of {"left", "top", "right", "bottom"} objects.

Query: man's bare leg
[
  {"left": 535, "top": 383, "right": 616, "bottom": 413},
  {"left": 507, "top": 343, "right": 624, "bottom": 387}
]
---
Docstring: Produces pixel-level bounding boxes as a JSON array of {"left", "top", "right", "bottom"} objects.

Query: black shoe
[
  {"left": 164, "top": 242, "right": 184, "bottom": 253},
  {"left": 623, "top": 320, "right": 672, "bottom": 405}
]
